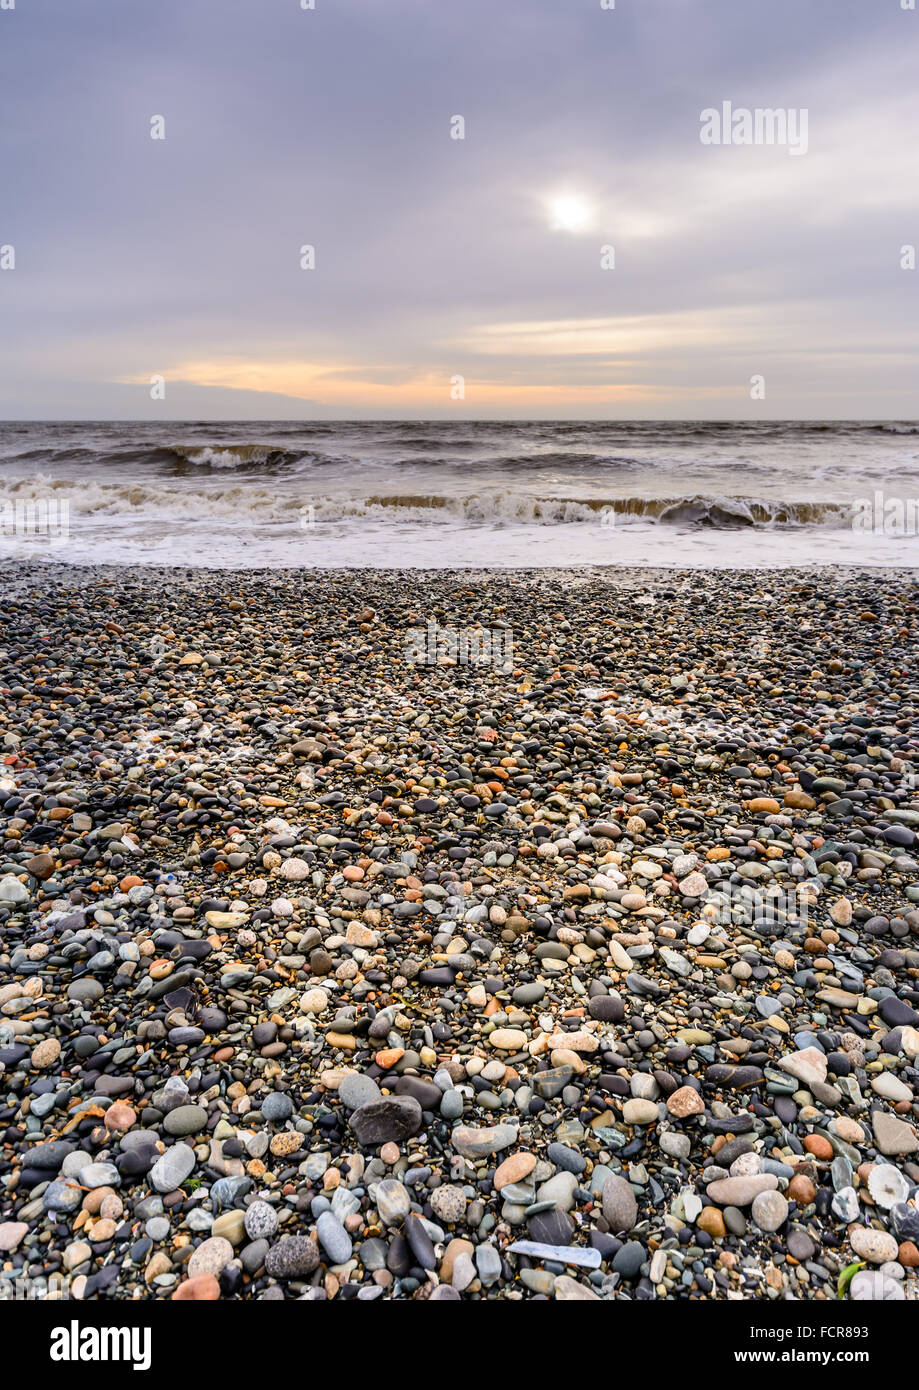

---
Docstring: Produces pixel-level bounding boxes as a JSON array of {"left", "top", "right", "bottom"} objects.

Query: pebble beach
[{"left": 3, "top": 560, "right": 919, "bottom": 1304}]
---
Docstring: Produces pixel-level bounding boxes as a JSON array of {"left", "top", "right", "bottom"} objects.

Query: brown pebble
[
  {"left": 666, "top": 1085, "right": 704, "bottom": 1118},
  {"left": 787, "top": 1175, "right": 816, "bottom": 1205},
  {"left": 697, "top": 1206, "right": 726, "bottom": 1239},
  {"left": 494, "top": 1152, "right": 538, "bottom": 1190},
  {"left": 82, "top": 1187, "right": 115, "bottom": 1215},
  {"left": 104, "top": 1103, "right": 137, "bottom": 1132}
]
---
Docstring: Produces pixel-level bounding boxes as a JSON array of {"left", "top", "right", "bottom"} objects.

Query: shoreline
[
  {"left": 2, "top": 565, "right": 919, "bottom": 1302},
  {"left": 2, "top": 558, "right": 919, "bottom": 587}
]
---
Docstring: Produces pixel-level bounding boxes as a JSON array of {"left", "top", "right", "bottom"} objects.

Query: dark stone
[
  {"left": 116, "top": 1147, "right": 156, "bottom": 1178},
  {"left": 260, "top": 1092, "right": 294, "bottom": 1123},
  {"left": 880, "top": 997, "right": 919, "bottom": 1028},
  {"left": 546, "top": 1142, "right": 586, "bottom": 1175},
  {"left": 613, "top": 1240, "right": 646, "bottom": 1279},
  {"left": 24, "top": 1141, "right": 74, "bottom": 1171},
  {"left": 706, "top": 1113, "right": 755, "bottom": 1134},
  {"left": 348, "top": 1096, "right": 423, "bottom": 1146},
  {"left": 588, "top": 995, "right": 625, "bottom": 1022},
  {"left": 714, "top": 1137, "right": 754, "bottom": 1167},
  {"left": 310, "top": 950, "right": 333, "bottom": 976},
  {"left": 533, "top": 1066, "right": 574, "bottom": 1099},
  {"left": 405, "top": 1212, "right": 436, "bottom": 1270},
  {"left": 393, "top": 1077, "right": 442, "bottom": 1110},
  {"left": 597, "top": 1073, "right": 630, "bottom": 1096},
  {"left": 704, "top": 1065, "right": 763, "bottom": 1087},
  {"left": 526, "top": 1209, "right": 575, "bottom": 1244},
  {"left": 198, "top": 1007, "right": 227, "bottom": 1031},
  {"left": 787, "top": 1229, "right": 815, "bottom": 1262},
  {"left": 418, "top": 967, "right": 455, "bottom": 987},
  {"left": 773, "top": 1096, "right": 798, "bottom": 1125},
  {"left": 93, "top": 1075, "right": 135, "bottom": 1098}
]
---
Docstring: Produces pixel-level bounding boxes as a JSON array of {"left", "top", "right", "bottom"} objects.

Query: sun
[{"left": 548, "top": 194, "right": 593, "bottom": 233}]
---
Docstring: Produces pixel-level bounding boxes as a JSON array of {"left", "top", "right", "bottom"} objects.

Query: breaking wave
[
  {"left": 0, "top": 478, "right": 863, "bottom": 529},
  {"left": 337, "top": 492, "right": 856, "bottom": 528},
  {"left": 167, "top": 444, "right": 310, "bottom": 469}
]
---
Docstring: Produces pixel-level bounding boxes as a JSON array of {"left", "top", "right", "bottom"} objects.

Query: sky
[{"left": 1, "top": 0, "right": 918, "bottom": 420}]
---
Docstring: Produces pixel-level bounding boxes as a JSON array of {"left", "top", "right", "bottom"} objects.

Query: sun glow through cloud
[{"left": 547, "top": 194, "right": 593, "bottom": 233}]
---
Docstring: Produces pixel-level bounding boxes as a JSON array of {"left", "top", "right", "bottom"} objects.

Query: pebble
[
  {"left": 243, "top": 1201, "right": 279, "bottom": 1241},
  {"left": 706, "top": 1175, "right": 779, "bottom": 1207},
  {"left": 430, "top": 1185, "right": 466, "bottom": 1224},
  {"left": 187, "top": 1236, "right": 234, "bottom": 1279},
  {"left": 316, "top": 1211, "right": 352, "bottom": 1264},
  {"left": 264, "top": 1235, "right": 320, "bottom": 1279},
  {"left": 0, "top": 1222, "right": 28, "bottom": 1251},
  {"left": 751, "top": 1190, "right": 789, "bottom": 1233},
  {"left": 601, "top": 1175, "right": 638, "bottom": 1232},
  {"left": 149, "top": 1145, "right": 196, "bottom": 1194},
  {"left": 622, "top": 1098, "right": 659, "bottom": 1126},
  {"left": 338, "top": 1073, "right": 383, "bottom": 1112},
  {"left": 849, "top": 1226, "right": 900, "bottom": 1265}
]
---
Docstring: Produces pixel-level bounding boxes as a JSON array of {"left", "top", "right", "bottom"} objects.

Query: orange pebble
[
  {"left": 172, "top": 1275, "right": 221, "bottom": 1301},
  {"left": 803, "top": 1135, "right": 833, "bottom": 1160},
  {"left": 375, "top": 1048, "right": 404, "bottom": 1069}
]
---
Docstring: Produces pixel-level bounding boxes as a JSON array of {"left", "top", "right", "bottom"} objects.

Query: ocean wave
[
  {"left": 0, "top": 478, "right": 863, "bottom": 530},
  {"left": 3, "top": 422, "right": 917, "bottom": 478},
  {"left": 167, "top": 444, "right": 309, "bottom": 469},
  {"left": 474, "top": 450, "right": 644, "bottom": 472},
  {"left": 629, "top": 495, "right": 853, "bottom": 527},
  {"left": 355, "top": 492, "right": 855, "bottom": 528}
]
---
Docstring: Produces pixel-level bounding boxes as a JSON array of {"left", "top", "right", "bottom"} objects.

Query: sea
[{"left": 0, "top": 419, "right": 917, "bottom": 569}]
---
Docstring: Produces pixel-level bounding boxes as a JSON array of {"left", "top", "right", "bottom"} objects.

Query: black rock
[
  {"left": 348, "top": 1096, "right": 423, "bottom": 1146},
  {"left": 880, "top": 997, "right": 919, "bottom": 1028},
  {"left": 393, "top": 1077, "right": 442, "bottom": 1109},
  {"left": 613, "top": 1240, "right": 646, "bottom": 1279},
  {"left": 405, "top": 1212, "right": 436, "bottom": 1270},
  {"left": 526, "top": 1209, "right": 575, "bottom": 1244},
  {"left": 588, "top": 995, "right": 625, "bottom": 1022},
  {"left": 706, "top": 1113, "right": 755, "bottom": 1134}
]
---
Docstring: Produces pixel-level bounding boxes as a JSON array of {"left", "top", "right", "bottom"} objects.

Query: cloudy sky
[{"left": 1, "top": 0, "right": 918, "bottom": 419}]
